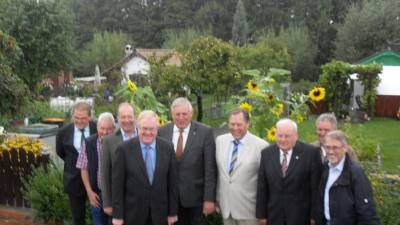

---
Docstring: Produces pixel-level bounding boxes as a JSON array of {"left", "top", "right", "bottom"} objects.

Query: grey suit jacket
[
  {"left": 100, "top": 129, "right": 124, "bottom": 208},
  {"left": 216, "top": 132, "right": 269, "bottom": 219},
  {"left": 158, "top": 121, "right": 217, "bottom": 207}
]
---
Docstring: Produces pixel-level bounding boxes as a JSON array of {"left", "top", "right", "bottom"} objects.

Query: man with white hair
[
  {"left": 77, "top": 112, "right": 116, "bottom": 225},
  {"left": 256, "top": 119, "right": 322, "bottom": 225}
]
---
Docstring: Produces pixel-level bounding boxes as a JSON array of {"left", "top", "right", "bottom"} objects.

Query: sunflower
[
  {"left": 266, "top": 77, "right": 276, "bottom": 86},
  {"left": 158, "top": 117, "right": 166, "bottom": 127},
  {"left": 127, "top": 80, "right": 137, "bottom": 93},
  {"left": 247, "top": 80, "right": 260, "bottom": 92},
  {"left": 239, "top": 102, "right": 253, "bottom": 112},
  {"left": 309, "top": 87, "right": 325, "bottom": 102},
  {"left": 271, "top": 103, "right": 284, "bottom": 117},
  {"left": 267, "top": 126, "right": 276, "bottom": 142},
  {"left": 266, "top": 94, "right": 275, "bottom": 104},
  {"left": 296, "top": 114, "right": 304, "bottom": 124}
]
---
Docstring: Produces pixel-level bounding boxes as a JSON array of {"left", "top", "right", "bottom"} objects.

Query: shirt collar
[
  {"left": 173, "top": 123, "right": 191, "bottom": 133},
  {"left": 74, "top": 125, "right": 89, "bottom": 133},
  {"left": 280, "top": 148, "right": 293, "bottom": 156},
  {"left": 229, "top": 131, "right": 249, "bottom": 145},
  {"left": 140, "top": 140, "right": 156, "bottom": 150},
  {"left": 329, "top": 156, "right": 346, "bottom": 172},
  {"left": 120, "top": 127, "right": 136, "bottom": 139}
]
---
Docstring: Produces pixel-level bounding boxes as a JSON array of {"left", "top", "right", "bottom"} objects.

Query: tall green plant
[
  {"left": 353, "top": 63, "right": 382, "bottom": 116},
  {"left": 318, "top": 60, "right": 352, "bottom": 117}
]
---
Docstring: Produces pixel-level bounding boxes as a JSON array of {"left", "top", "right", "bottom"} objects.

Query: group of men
[{"left": 56, "top": 97, "right": 379, "bottom": 225}]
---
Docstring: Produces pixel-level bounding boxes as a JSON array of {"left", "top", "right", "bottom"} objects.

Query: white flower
[{"left": 0, "top": 126, "right": 4, "bottom": 136}]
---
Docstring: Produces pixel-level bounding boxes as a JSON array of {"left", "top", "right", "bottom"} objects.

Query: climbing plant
[
  {"left": 352, "top": 63, "right": 382, "bottom": 116},
  {"left": 318, "top": 60, "right": 352, "bottom": 118}
]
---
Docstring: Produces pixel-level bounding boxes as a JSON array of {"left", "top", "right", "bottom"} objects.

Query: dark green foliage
[
  {"left": 232, "top": 0, "right": 249, "bottom": 46},
  {"left": 0, "top": 0, "right": 75, "bottom": 92},
  {"left": 0, "top": 30, "right": 29, "bottom": 116},
  {"left": 318, "top": 60, "right": 352, "bottom": 117},
  {"left": 21, "top": 163, "right": 71, "bottom": 224}
]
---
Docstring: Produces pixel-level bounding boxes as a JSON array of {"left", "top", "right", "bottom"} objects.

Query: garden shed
[{"left": 351, "top": 50, "right": 400, "bottom": 117}]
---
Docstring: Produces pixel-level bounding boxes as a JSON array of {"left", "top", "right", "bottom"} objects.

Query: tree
[
  {"left": 335, "top": 0, "right": 400, "bottom": 62},
  {"left": 0, "top": 30, "right": 29, "bottom": 115},
  {"left": 162, "top": 28, "right": 210, "bottom": 51},
  {"left": 183, "top": 36, "right": 239, "bottom": 121},
  {"left": 232, "top": 0, "right": 249, "bottom": 46},
  {"left": 77, "top": 31, "right": 131, "bottom": 77},
  {"left": 0, "top": 0, "right": 75, "bottom": 92}
]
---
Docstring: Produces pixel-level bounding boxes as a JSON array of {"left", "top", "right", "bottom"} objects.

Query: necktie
[
  {"left": 80, "top": 128, "right": 85, "bottom": 144},
  {"left": 144, "top": 145, "right": 154, "bottom": 184},
  {"left": 281, "top": 151, "right": 288, "bottom": 177},
  {"left": 229, "top": 140, "right": 239, "bottom": 176},
  {"left": 176, "top": 128, "right": 184, "bottom": 160}
]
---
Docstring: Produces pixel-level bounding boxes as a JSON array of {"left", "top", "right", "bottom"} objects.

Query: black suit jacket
[
  {"left": 158, "top": 121, "right": 217, "bottom": 207},
  {"left": 112, "top": 137, "right": 178, "bottom": 225},
  {"left": 256, "top": 141, "right": 322, "bottom": 225},
  {"left": 56, "top": 121, "right": 97, "bottom": 195}
]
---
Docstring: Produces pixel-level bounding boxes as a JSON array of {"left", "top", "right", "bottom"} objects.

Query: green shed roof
[{"left": 359, "top": 50, "right": 400, "bottom": 66}]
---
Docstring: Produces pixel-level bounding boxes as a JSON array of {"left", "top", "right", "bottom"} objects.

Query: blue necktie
[
  {"left": 229, "top": 140, "right": 239, "bottom": 176},
  {"left": 144, "top": 145, "right": 154, "bottom": 184}
]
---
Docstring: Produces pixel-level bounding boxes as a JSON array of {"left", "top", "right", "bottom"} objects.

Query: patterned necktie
[
  {"left": 229, "top": 140, "right": 239, "bottom": 176},
  {"left": 144, "top": 145, "right": 154, "bottom": 184},
  {"left": 281, "top": 151, "right": 288, "bottom": 177},
  {"left": 176, "top": 128, "right": 184, "bottom": 160}
]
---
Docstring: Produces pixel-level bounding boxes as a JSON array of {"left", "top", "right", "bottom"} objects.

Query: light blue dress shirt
[
  {"left": 121, "top": 127, "right": 137, "bottom": 141},
  {"left": 140, "top": 141, "right": 156, "bottom": 172},
  {"left": 74, "top": 126, "right": 90, "bottom": 152},
  {"left": 324, "top": 156, "right": 346, "bottom": 220}
]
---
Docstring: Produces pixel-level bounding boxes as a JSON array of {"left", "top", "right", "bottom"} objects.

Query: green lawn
[{"left": 298, "top": 117, "right": 400, "bottom": 174}]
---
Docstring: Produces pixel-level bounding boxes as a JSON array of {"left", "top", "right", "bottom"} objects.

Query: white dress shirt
[
  {"left": 226, "top": 132, "right": 250, "bottom": 170},
  {"left": 172, "top": 124, "right": 191, "bottom": 152},
  {"left": 279, "top": 149, "right": 293, "bottom": 165},
  {"left": 73, "top": 126, "right": 90, "bottom": 152},
  {"left": 324, "top": 156, "right": 345, "bottom": 220}
]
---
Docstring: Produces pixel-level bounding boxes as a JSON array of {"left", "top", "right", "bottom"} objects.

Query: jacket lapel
[
  {"left": 133, "top": 140, "right": 150, "bottom": 185},
  {"left": 181, "top": 122, "right": 196, "bottom": 160},
  {"left": 153, "top": 138, "right": 163, "bottom": 185},
  {"left": 285, "top": 142, "right": 303, "bottom": 177},
  {"left": 221, "top": 138, "right": 231, "bottom": 177},
  {"left": 272, "top": 145, "right": 283, "bottom": 177}
]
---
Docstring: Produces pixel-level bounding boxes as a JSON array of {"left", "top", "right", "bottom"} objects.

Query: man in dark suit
[
  {"left": 101, "top": 102, "right": 137, "bottom": 218},
  {"left": 112, "top": 110, "right": 178, "bottom": 225},
  {"left": 158, "top": 97, "right": 217, "bottom": 225},
  {"left": 256, "top": 118, "right": 322, "bottom": 225},
  {"left": 56, "top": 102, "right": 97, "bottom": 225}
]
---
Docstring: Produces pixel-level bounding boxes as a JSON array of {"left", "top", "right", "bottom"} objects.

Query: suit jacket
[
  {"left": 56, "top": 121, "right": 97, "bottom": 195},
  {"left": 112, "top": 137, "right": 178, "bottom": 225},
  {"left": 216, "top": 132, "right": 269, "bottom": 220},
  {"left": 256, "top": 141, "right": 322, "bottom": 225},
  {"left": 158, "top": 121, "right": 217, "bottom": 207},
  {"left": 100, "top": 129, "right": 124, "bottom": 208}
]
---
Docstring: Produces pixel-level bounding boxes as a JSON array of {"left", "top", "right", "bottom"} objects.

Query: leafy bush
[
  {"left": 21, "top": 100, "right": 65, "bottom": 123},
  {"left": 21, "top": 162, "right": 71, "bottom": 224}
]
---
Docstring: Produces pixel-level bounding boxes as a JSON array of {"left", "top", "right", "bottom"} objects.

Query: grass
[{"left": 298, "top": 116, "right": 400, "bottom": 174}]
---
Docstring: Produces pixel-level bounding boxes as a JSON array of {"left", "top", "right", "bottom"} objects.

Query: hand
[
  {"left": 258, "top": 219, "right": 267, "bottom": 225},
  {"left": 104, "top": 207, "right": 113, "bottom": 216},
  {"left": 202, "top": 201, "right": 215, "bottom": 216},
  {"left": 88, "top": 191, "right": 100, "bottom": 208},
  {"left": 168, "top": 215, "right": 178, "bottom": 225},
  {"left": 112, "top": 218, "right": 124, "bottom": 225},
  {"left": 310, "top": 219, "right": 316, "bottom": 225}
]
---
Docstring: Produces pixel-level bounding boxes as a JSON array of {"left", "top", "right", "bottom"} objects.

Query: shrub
[{"left": 21, "top": 162, "right": 71, "bottom": 224}]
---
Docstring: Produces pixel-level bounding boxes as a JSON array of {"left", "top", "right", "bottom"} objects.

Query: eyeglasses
[
  {"left": 138, "top": 127, "right": 157, "bottom": 132},
  {"left": 323, "top": 145, "right": 343, "bottom": 151}
]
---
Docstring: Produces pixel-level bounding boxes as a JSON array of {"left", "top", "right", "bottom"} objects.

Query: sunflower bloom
[
  {"left": 266, "top": 78, "right": 276, "bottom": 86},
  {"left": 240, "top": 102, "right": 253, "bottom": 112},
  {"left": 296, "top": 114, "right": 304, "bottom": 124},
  {"left": 272, "top": 103, "right": 284, "bottom": 117},
  {"left": 158, "top": 117, "right": 166, "bottom": 127},
  {"left": 247, "top": 80, "right": 260, "bottom": 92},
  {"left": 266, "top": 94, "right": 275, "bottom": 104},
  {"left": 267, "top": 126, "right": 276, "bottom": 142},
  {"left": 127, "top": 80, "right": 137, "bottom": 93},
  {"left": 309, "top": 87, "right": 325, "bottom": 102}
]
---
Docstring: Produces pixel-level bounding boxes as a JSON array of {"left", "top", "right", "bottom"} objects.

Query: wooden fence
[{"left": 0, "top": 149, "right": 49, "bottom": 207}]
